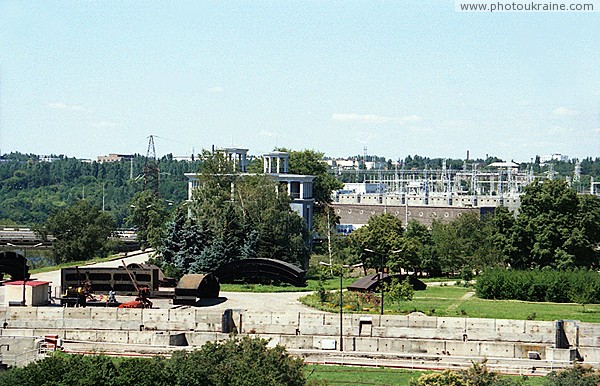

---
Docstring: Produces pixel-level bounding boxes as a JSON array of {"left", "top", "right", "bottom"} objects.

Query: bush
[
  {"left": 0, "top": 336, "right": 305, "bottom": 386},
  {"left": 476, "top": 268, "right": 600, "bottom": 304}
]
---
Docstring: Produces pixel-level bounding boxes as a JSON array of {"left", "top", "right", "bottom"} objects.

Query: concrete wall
[
  {"left": 1, "top": 307, "right": 599, "bottom": 364},
  {"left": 332, "top": 203, "right": 481, "bottom": 227}
]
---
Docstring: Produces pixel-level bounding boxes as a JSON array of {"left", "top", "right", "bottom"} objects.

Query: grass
[
  {"left": 220, "top": 277, "right": 357, "bottom": 293},
  {"left": 299, "top": 282, "right": 600, "bottom": 323},
  {"left": 304, "top": 365, "right": 546, "bottom": 385}
]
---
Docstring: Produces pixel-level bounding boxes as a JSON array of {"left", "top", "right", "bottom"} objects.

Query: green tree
[
  {"left": 284, "top": 149, "right": 343, "bottom": 206},
  {"left": 349, "top": 213, "right": 404, "bottom": 271},
  {"left": 43, "top": 200, "right": 116, "bottom": 263},
  {"left": 127, "top": 190, "right": 170, "bottom": 250},
  {"left": 502, "top": 179, "right": 600, "bottom": 269}
]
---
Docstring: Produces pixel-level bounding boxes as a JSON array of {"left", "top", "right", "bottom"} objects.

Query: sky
[{"left": 0, "top": 1, "right": 599, "bottom": 163}]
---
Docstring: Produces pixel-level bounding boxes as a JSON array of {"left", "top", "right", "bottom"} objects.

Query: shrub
[{"left": 476, "top": 268, "right": 600, "bottom": 304}]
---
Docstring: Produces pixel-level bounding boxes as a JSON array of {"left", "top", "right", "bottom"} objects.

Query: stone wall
[{"left": 1, "top": 307, "right": 599, "bottom": 365}]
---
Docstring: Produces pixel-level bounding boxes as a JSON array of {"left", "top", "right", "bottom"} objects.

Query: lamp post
[
  {"left": 7, "top": 242, "right": 43, "bottom": 306},
  {"left": 319, "top": 261, "right": 363, "bottom": 351},
  {"left": 364, "top": 248, "right": 402, "bottom": 315}
]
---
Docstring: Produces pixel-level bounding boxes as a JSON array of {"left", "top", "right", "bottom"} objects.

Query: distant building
[
  {"left": 97, "top": 154, "right": 134, "bottom": 163},
  {"left": 185, "top": 149, "right": 314, "bottom": 230},
  {"left": 39, "top": 155, "right": 60, "bottom": 163},
  {"left": 539, "top": 154, "right": 569, "bottom": 164}
]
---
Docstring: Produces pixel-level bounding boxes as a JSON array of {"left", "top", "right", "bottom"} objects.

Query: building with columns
[{"left": 185, "top": 149, "right": 315, "bottom": 230}]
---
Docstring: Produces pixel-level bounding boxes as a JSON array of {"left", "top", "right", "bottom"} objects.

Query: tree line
[{"left": 330, "top": 179, "right": 600, "bottom": 277}]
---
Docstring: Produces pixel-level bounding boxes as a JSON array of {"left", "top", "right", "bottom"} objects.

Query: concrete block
[
  {"left": 479, "top": 341, "right": 516, "bottom": 358},
  {"left": 194, "top": 310, "right": 222, "bottom": 323},
  {"left": 495, "top": 319, "right": 525, "bottom": 335},
  {"left": 96, "top": 330, "right": 128, "bottom": 344},
  {"left": 167, "top": 308, "right": 196, "bottom": 330},
  {"left": 299, "top": 313, "right": 325, "bottom": 330},
  {"left": 279, "top": 335, "right": 313, "bottom": 350},
  {"left": 445, "top": 340, "right": 479, "bottom": 356},
  {"left": 271, "top": 311, "right": 299, "bottom": 328},
  {"left": 578, "top": 347, "right": 600, "bottom": 363},
  {"left": 301, "top": 325, "right": 338, "bottom": 336},
  {"left": 437, "top": 317, "right": 466, "bottom": 331},
  {"left": 0, "top": 329, "right": 37, "bottom": 337},
  {"left": 466, "top": 318, "right": 495, "bottom": 333},
  {"left": 37, "top": 307, "right": 64, "bottom": 320},
  {"left": 63, "top": 308, "right": 91, "bottom": 319},
  {"left": 244, "top": 311, "right": 272, "bottom": 326},
  {"left": 313, "top": 336, "right": 340, "bottom": 350},
  {"left": 515, "top": 343, "right": 546, "bottom": 359},
  {"left": 353, "top": 337, "right": 379, "bottom": 352},
  {"left": 379, "top": 315, "right": 409, "bottom": 328},
  {"left": 117, "top": 308, "right": 143, "bottom": 321},
  {"left": 65, "top": 330, "right": 98, "bottom": 342},
  {"left": 90, "top": 308, "right": 118, "bottom": 321},
  {"left": 185, "top": 332, "right": 220, "bottom": 347},
  {"left": 546, "top": 347, "right": 577, "bottom": 363},
  {"left": 6, "top": 307, "right": 37, "bottom": 321},
  {"left": 62, "top": 319, "right": 102, "bottom": 330},
  {"left": 194, "top": 322, "right": 218, "bottom": 332},
  {"left": 525, "top": 321, "right": 553, "bottom": 336},
  {"left": 408, "top": 314, "right": 437, "bottom": 328},
  {"left": 127, "top": 331, "right": 153, "bottom": 345},
  {"left": 406, "top": 339, "right": 444, "bottom": 354}
]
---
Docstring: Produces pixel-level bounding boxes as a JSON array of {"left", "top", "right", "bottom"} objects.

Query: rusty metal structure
[{"left": 213, "top": 258, "right": 306, "bottom": 287}]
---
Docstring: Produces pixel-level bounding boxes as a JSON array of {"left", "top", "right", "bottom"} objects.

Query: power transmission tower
[{"left": 144, "top": 135, "right": 160, "bottom": 197}]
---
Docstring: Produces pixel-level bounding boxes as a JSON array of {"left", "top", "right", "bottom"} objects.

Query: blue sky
[{"left": 1, "top": 1, "right": 599, "bottom": 162}]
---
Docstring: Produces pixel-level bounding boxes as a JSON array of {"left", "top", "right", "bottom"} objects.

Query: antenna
[{"left": 144, "top": 135, "right": 160, "bottom": 197}]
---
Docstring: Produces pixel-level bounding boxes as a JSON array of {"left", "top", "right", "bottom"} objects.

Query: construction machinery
[{"left": 117, "top": 260, "right": 153, "bottom": 309}]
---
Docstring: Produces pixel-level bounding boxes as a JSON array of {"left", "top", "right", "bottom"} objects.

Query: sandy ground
[{"left": 2, "top": 251, "right": 320, "bottom": 313}]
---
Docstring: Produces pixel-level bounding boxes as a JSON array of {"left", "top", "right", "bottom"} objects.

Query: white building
[{"left": 186, "top": 149, "right": 315, "bottom": 230}]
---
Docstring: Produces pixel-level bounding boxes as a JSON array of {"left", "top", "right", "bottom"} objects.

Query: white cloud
[
  {"left": 552, "top": 107, "right": 578, "bottom": 116},
  {"left": 331, "top": 113, "right": 421, "bottom": 124},
  {"left": 208, "top": 86, "right": 224, "bottom": 94},
  {"left": 47, "top": 102, "right": 84, "bottom": 111},
  {"left": 92, "top": 121, "right": 118, "bottom": 128}
]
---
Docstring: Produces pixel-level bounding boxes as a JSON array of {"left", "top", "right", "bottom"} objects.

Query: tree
[
  {"left": 284, "top": 149, "right": 343, "bottom": 206},
  {"left": 402, "top": 220, "right": 435, "bottom": 276},
  {"left": 43, "top": 200, "right": 116, "bottom": 263},
  {"left": 164, "top": 151, "right": 309, "bottom": 274},
  {"left": 127, "top": 190, "right": 169, "bottom": 250},
  {"left": 349, "top": 213, "right": 403, "bottom": 271},
  {"left": 499, "top": 179, "right": 600, "bottom": 269}
]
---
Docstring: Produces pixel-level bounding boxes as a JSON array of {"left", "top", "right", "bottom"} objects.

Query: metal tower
[{"left": 144, "top": 135, "right": 160, "bottom": 197}]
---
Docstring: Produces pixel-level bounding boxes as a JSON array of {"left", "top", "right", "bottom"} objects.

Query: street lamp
[
  {"left": 7, "top": 242, "right": 43, "bottom": 306},
  {"left": 364, "top": 248, "right": 402, "bottom": 315},
  {"left": 319, "top": 261, "right": 363, "bottom": 351}
]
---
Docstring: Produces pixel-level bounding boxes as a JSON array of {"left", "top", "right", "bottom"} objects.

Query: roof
[
  {"left": 488, "top": 161, "right": 520, "bottom": 168},
  {"left": 3, "top": 280, "right": 50, "bottom": 287}
]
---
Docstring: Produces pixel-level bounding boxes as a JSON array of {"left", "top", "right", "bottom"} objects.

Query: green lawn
[
  {"left": 299, "top": 283, "right": 600, "bottom": 323},
  {"left": 305, "top": 365, "right": 545, "bottom": 385}
]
